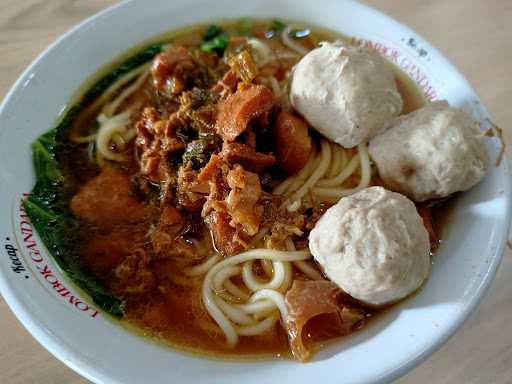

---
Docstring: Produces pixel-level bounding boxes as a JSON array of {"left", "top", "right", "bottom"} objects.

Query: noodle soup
[{"left": 25, "top": 18, "right": 438, "bottom": 361}]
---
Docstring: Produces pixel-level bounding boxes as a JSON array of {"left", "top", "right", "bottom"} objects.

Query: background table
[{"left": 1, "top": 1, "right": 511, "bottom": 383}]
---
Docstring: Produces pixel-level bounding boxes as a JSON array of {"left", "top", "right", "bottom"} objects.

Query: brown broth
[{"left": 64, "top": 19, "right": 435, "bottom": 361}]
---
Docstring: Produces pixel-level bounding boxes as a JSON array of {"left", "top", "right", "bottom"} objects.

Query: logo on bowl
[
  {"left": 352, "top": 37, "right": 439, "bottom": 101},
  {"left": 11, "top": 193, "right": 99, "bottom": 319}
]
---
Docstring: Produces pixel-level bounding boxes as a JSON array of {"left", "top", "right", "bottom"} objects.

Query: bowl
[{"left": 0, "top": 0, "right": 510, "bottom": 383}]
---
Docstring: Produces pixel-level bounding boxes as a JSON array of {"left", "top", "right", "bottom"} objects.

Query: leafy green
[
  {"left": 23, "top": 200, "right": 124, "bottom": 316},
  {"left": 237, "top": 18, "right": 253, "bottom": 35},
  {"left": 200, "top": 25, "right": 229, "bottom": 55},
  {"left": 203, "top": 25, "right": 224, "bottom": 41},
  {"left": 271, "top": 19, "right": 286, "bottom": 32},
  {"left": 24, "top": 131, "right": 125, "bottom": 316},
  {"left": 183, "top": 139, "right": 213, "bottom": 168},
  {"left": 81, "top": 44, "right": 163, "bottom": 107},
  {"left": 24, "top": 43, "right": 164, "bottom": 317},
  {"left": 200, "top": 35, "right": 229, "bottom": 55}
]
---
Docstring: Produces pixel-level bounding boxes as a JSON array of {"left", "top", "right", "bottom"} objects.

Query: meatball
[
  {"left": 289, "top": 41, "right": 403, "bottom": 148},
  {"left": 309, "top": 187, "right": 430, "bottom": 306},
  {"left": 368, "top": 101, "right": 489, "bottom": 202}
]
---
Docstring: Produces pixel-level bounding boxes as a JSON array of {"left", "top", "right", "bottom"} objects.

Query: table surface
[{"left": 1, "top": 0, "right": 511, "bottom": 383}]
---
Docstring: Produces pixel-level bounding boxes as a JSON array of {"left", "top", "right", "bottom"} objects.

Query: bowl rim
[{"left": 0, "top": 0, "right": 511, "bottom": 383}]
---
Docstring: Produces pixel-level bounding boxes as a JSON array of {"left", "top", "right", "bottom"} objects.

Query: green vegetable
[
  {"left": 24, "top": 43, "right": 164, "bottom": 317},
  {"left": 82, "top": 43, "right": 163, "bottom": 107},
  {"left": 200, "top": 25, "right": 229, "bottom": 55},
  {"left": 25, "top": 130, "right": 125, "bottom": 316},
  {"left": 203, "top": 25, "right": 224, "bottom": 41},
  {"left": 237, "top": 18, "right": 253, "bottom": 35},
  {"left": 182, "top": 139, "right": 209, "bottom": 167},
  {"left": 200, "top": 35, "right": 229, "bottom": 55},
  {"left": 271, "top": 19, "right": 286, "bottom": 32}
]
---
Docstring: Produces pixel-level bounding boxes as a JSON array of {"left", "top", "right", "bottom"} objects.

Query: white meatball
[
  {"left": 290, "top": 41, "right": 403, "bottom": 148},
  {"left": 369, "top": 101, "right": 489, "bottom": 202},
  {"left": 309, "top": 186, "right": 430, "bottom": 306}
]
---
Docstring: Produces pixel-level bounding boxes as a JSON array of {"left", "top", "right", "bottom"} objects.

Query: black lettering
[
  {"left": 11, "top": 265, "right": 25, "bottom": 273},
  {"left": 11, "top": 258, "right": 22, "bottom": 266},
  {"left": 5, "top": 244, "right": 18, "bottom": 252}
]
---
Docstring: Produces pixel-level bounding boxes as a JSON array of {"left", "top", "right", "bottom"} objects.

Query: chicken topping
[
  {"left": 221, "top": 142, "right": 276, "bottom": 173},
  {"left": 70, "top": 167, "right": 148, "bottom": 228},
  {"left": 135, "top": 107, "right": 184, "bottom": 183},
  {"left": 274, "top": 112, "right": 312, "bottom": 174},
  {"left": 216, "top": 84, "right": 275, "bottom": 141},
  {"left": 226, "top": 165, "right": 263, "bottom": 236},
  {"left": 152, "top": 46, "right": 196, "bottom": 96}
]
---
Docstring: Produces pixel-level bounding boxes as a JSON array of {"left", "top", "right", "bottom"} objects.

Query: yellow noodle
[
  {"left": 184, "top": 254, "right": 221, "bottom": 277},
  {"left": 316, "top": 152, "right": 360, "bottom": 187},
  {"left": 283, "top": 139, "right": 331, "bottom": 207},
  {"left": 313, "top": 142, "right": 372, "bottom": 200},
  {"left": 235, "top": 314, "right": 279, "bottom": 336},
  {"left": 103, "top": 65, "right": 150, "bottom": 117}
]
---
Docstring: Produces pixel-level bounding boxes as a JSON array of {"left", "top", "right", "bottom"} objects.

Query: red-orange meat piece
[
  {"left": 84, "top": 230, "right": 134, "bottom": 278},
  {"left": 221, "top": 142, "right": 276, "bottom": 173},
  {"left": 206, "top": 210, "right": 245, "bottom": 256},
  {"left": 112, "top": 251, "right": 155, "bottom": 296},
  {"left": 225, "top": 165, "right": 263, "bottom": 236},
  {"left": 197, "top": 154, "right": 224, "bottom": 183},
  {"left": 211, "top": 70, "right": 238, "bottom": 96},
  {"left": 274, "top": 112, "right": 312, "bottom": 174},
  {"left": 160, "top": 205, "right": 183, "bottom": 227},
  {"left": 216, "top": 84, "right": 275, "bottom": 141},
  {"left": 151, "top": 46, "right": 195, "bottom": 95},
  {"left": 70, "top": 167, "right": 148, "bottom": 228}
]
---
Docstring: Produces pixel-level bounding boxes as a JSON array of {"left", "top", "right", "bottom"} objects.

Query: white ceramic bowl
[{"left": 0, "top": 1, "right": 510, "bottom": 383}]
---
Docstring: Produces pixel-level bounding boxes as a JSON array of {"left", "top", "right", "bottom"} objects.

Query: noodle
[
  {"left": 313, "top": 142, "right": 372, "bottom": 200},
  {"left": 214, "top": 296, "right": 255, "bottom": 325},
  {"left": 283, "top": 139, "right": 332, "bottom": 208},
  {"left": 328, "top": 142, "right": 343, "bottom": 177},
  {"left": 284, "top": 238, "right": 324, "bottom": 280},
  {"left": 223, "top": 281, "right": 251, "bottom": 301},
  {"left": 184, "top": 254, "right": 222, "bottom": 277},
  {"left": 202, "top": 249, "right": 310, "bottom": 346},
  {"left": 235, "top": 313, "right": 279, "bottom": 336},
  {"left": 213, "top": 265, "right": 242, "bottom": 292},
  {"left": 96, "top": 62, "right": 150, "bottom": 112},
  {"left": 261, "top": 259, "right": 274, "bottom": 277},
  {"left": 248, "top": 227, "right": 269, "bottom": 247},
  {"left": 103, "top": 66, "right": 150, "bottom": 117},
  {"left": 274, "top": 139, "right": 373, "bottom": 208},
  {"left": 273, "top": 146, "right": 317, "bottom": 196},
  {"left": 72, "top": 133, "right": 98, "bottom": 144},
  {"left": 242, "top": 260, "right": 285, "bottom": 291},
  {"left": 267, "top": 76, "right": 282, "bottom": 98},
  {"left": 95, "top": 110, "right": 136, "bottom": 162},
  {"left": 279, "top": 259, "right": 294, "bottom": 292},
  {"left": 249, "top": 289, "right": 288, "bottom": 320},
  {"left": 293, "top": 260, "right": 324, "bottom": 280},
  {"left": 70, "top": 63, "right": 149, "bottom": 143},
  {"left": 317, "top": 152, "right": 360, "bottom": 187},
  {"left": 281, "top": 25, "right": 310, "bottom": 55}
]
